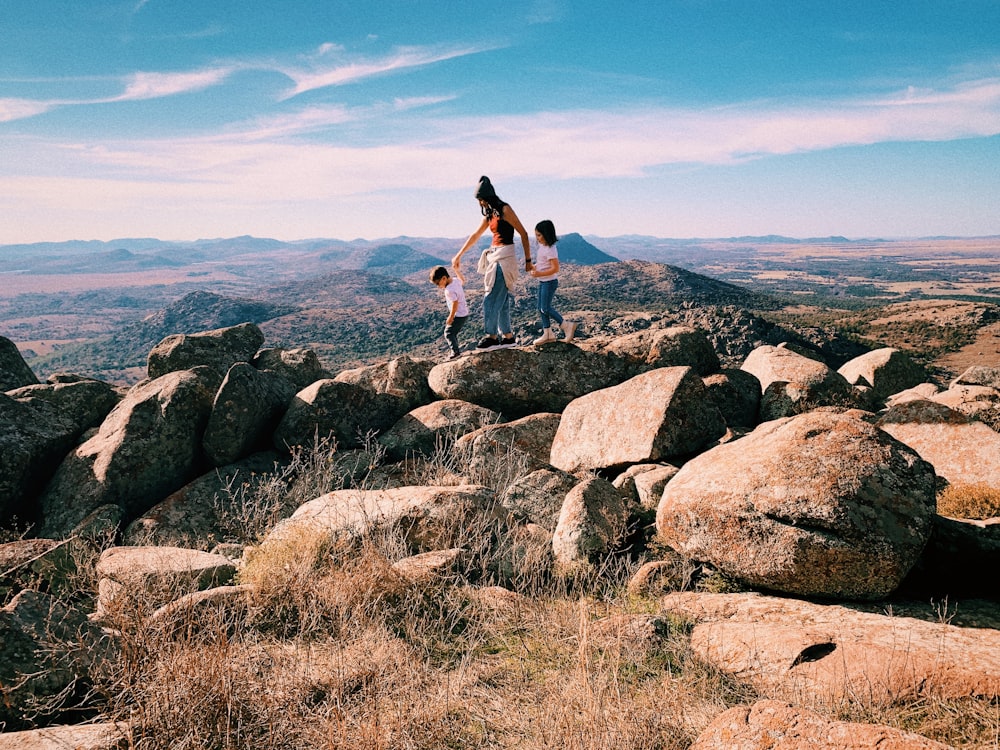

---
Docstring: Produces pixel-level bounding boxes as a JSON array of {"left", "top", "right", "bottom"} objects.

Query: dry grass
[
  {"left": 38, "top": 437, "right": 998, "bottom": 749},
  {"left": 937, "top": 482, "right": 1000, "bottom": 520}
]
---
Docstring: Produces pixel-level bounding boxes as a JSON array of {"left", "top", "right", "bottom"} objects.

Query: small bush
[{"left": 937, "top": 482, "right": 1000, "bottom": 520}]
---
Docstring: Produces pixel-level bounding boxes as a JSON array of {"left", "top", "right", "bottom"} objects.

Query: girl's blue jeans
[{"left": 537, "top": 279, "right": 563, "bottom": 328}]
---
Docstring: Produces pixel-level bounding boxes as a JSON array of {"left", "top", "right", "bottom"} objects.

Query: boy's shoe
[
  {"left": 499, "top": 335, "right": 517, "bottom": 347},
  {"left": 476, "top": 336, "right": 501, "bottom": 350},
  {"left": 561, "top": 321, "right": 577, "bottom": 342},
  {"left": 448, "top": 351, "right": 462, "bottom": 360}
]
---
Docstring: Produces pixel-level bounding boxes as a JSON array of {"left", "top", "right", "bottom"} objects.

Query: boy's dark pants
[{"left": 444, "top": 316, "right": 468, "bottom": 355}]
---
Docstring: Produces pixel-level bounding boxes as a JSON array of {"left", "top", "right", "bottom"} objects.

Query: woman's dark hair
[
  {"left": 535, "top": 219, "right": 558, "bottom": 246},
  {"left": 479, "top": 194, "right": 506, "bottom": 218},
  {"left": 475, "top": 175, "right": 505, "bottom": 218}
]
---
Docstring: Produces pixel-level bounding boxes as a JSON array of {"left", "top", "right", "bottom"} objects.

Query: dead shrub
[{"left": 937, "top": 482, "right": 1000, "bottom": 520}]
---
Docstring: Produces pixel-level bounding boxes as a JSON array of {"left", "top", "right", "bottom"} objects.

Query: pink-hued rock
[
  {"left": 691, "top": 700, "right": 951, "bottom": 749},
  {"left": 663, "top": 591, "right": 1000, "bottom": 704},
  {"left": 656, "top": 410, "right": 936, "bottom": 600},
  {"left": 877, "top": 399, "right": 1000, "bottom": 488},
  {"left": 550, "top": 366, "right": 726, "bottom": 472}
]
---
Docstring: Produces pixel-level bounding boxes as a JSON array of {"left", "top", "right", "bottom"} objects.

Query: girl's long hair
[{"left": 535, "top": 219, "right": 558, "bottom": 246}]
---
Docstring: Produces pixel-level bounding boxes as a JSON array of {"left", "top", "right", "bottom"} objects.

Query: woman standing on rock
[{"left": 452, "top": 176, "right": 532, "bottom": 350}]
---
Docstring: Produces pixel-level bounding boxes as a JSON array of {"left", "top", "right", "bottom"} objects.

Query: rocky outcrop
[
  {"left": 203, "top": 363, "right": 295, "bottom": 466},
  {"left": 656, "top": 410, "right": 937, "bottom": 600},
  {"left": 692, "top": 700, "right": 951, "bottom": 749},
  {"left": 263, "top": 484, "right": 506, "bottom": 552},
  {"left": 741, "top": 344, "right": 856, "bottom": 420},
  {"left": 454, "top": 413, "right": 562, "bottom": 477},
  {"left": 0, "top": 590, "right": 111, "bottom": 730},
  {"left": 953, "top": 365, "right": 1000, "bottom": 390},
  {"left": 273, "top": 378, "right": 411, "bottom": 452},
  {"left": 38, "top": 367, "right": 220, "bottom": 537},
  {"left": 251, "top": 346, "right": 330, "bottom": 390},
  {"left": 0, "top": 394, "right": 79, "bottom": 523},
  {"left": 701, "top": 368, "right": 761, "bottom": 430},
  {"left": 550, "top": 367, "right": 726, "bottom": 473},
  {"left": 427, "top": 345, "right": 637, "bottom": 419},
  {"left": 663, "top": 591, "right": 1000, "bottom": 702},
  {"left": 579, "top": 325, "right": 720, "bottom": 375},
  {"left": 836, "top": 346, "right": 927, "bottom": 402},
  {"left": 877, "top": 399, "right": 1000, "bottom": 488},
  {"left": 499, "top": 468, "right": 579, "bottom": 530},
  {"left": 0, "top": 335, "right": 39, "bottom": 391},
  {"left": 552, "top": 476, "right": 629, "bottom": 571},
  {"left": 146, "top": 322, "right": 265, "bottom": 379},
  {"left": 123, "top": 452, "right": 284, "bottom": 547},
  {"left": 379, "top": 399, "right": 502, "bottom": 460},
  {"left": 8, "top": 378, "right": 122, "bottom": 437},
  {"left": 95, "top": 546, "right": 238, "bottom": 619},
  {"left": 334, "top": 355, "right": 435, "bottom": 414}
]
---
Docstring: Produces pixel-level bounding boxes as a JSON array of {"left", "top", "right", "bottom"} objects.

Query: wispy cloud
[
  {"left": 115, "top": 67, "right": 235, "bottom": 101},
  {"left": 279, "top": 43, "right": 497, "bottom": 97},
  {"left": 0, "top": 97, "right": 57, "bottom": 122}
]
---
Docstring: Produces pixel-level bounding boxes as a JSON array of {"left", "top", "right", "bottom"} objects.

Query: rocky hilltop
[{"left": 2, "top": 307, "right": 1000, "bottom": 746}]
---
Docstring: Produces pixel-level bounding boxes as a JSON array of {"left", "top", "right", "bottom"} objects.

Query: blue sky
[{"left": 2, "top": 0, "right": 999, "bottom": 244}]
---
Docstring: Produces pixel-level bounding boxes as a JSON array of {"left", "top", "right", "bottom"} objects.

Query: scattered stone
[
  {"left": 252, "top": 346, "right": 330, "bottom": 390},
  {"left": 0, "top": 335, "right": 39, "bottom": 391},
  {"left": 454, "top": 412, "right": 562, "bottom": 478},
  {"left": 836, "top": 347, "right": 928, "bottom": 402},
  {"left": 499, "top": 467, "right": 579, "bottom": 529},
  {"left": 379, "top": 399, "right": 502, "bottom": 460},
  {"left": 552, "top": 476, "right": 628, "bottom": 572}
]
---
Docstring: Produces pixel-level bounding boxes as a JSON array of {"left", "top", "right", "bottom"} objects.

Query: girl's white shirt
[{"left": 535, "top": 242, "right": 559, "bottom": 280}]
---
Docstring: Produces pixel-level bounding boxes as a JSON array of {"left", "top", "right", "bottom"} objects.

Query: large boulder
[
  {"left": 551, "top": 476, "right": 629, "bottom": 571},
  {"left": 929, "top": 384, "right": 1000, "bottom": 422},
  {"left": 379, "top": 399, "right": 502, "bottom": 460},
  {"left": 836, "top": 346, "right": 928, "bottom": 402},
  {"left": 0, "top": 590, "right": 110, "bottom": 730},
  {"left": 333, "top": 355, "right": 435, "bottom": 414},
  {"left": 0, "top": 394, "right": 78, "bottom": 523},
  {"left": 263, "top": 484, "right": 506, "bottom": 554},
  {"left": 0, "top": 335, "right": 38, "bottom": 391},
  {"left": 0, "top": 722, "right": 129, "bottom": 749},
  {"left": 662, "top": 591, "right": 1000, "bottom": 702},
  {"left": 692, "top": 700, "right": 951, "bottom": 750},
  {"left": 427, "top": 345, "right": 636, "bottom": 419},
  {"left": 38, "top": 368, "right": 219, "bottom": 538},
  {"left": 8, "top": 378, "right": 122, "bottom": 436},
  {"left": 701, "top": 368, "right": 761, "bottom": 430},
  {"left": 579, "top": 325, "right": 720, "bottom": 375},
  {"left": 454, "top": 413, "right": 562, "bottom": 478},
  {"left": 273, "top": 378, "right": 411, "bottom": 452},
  {"left": 123, "top": 452, "right": 285, "bottom": 547},
  {"left": 252, "top": 346, "right": 330, "bottom": 390},
  {"left": 499, "top": 468, "right": 579, "bottom": 530},
  {"left": 95, "top": 546, "right": 238, "bottom": 618},
  {"left": 549, "top": 367, "right": 726, "bottom": 473},
  {"left": 147, "top": 322, "right": 265, "bottom": 379},
  {"left": 203, "top": 363, "right": 295, "bottom": 466},
  {"left": 656, "top": 410, "right": 937, "bottom": 600},
  {"left": 952, "top": 365, "right": 1000, "bottom": 390},
  {"left": 741, "top": 344, "right": 856, "bottom": 420},
  {"left": 877, "top": 400, "right": 1000, "bottom": 488}
]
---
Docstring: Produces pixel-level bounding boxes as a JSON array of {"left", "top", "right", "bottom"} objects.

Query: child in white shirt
[
  {"left": 529, "top": 220, "right": 577, "bottom": 344},
  {"left": 429, "top": 265, "right": 469, "bottom": 358}
]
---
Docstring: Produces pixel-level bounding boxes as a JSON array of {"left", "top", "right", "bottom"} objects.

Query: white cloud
[
  {"left": 115, "top": 68, "right": 234, "bottom": 101},
  {"left": 0, "top": 97, "right": 56, "bottom": 122},
  {"left": 280, "top": 44, "right": 496, "bottom": 97}
]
